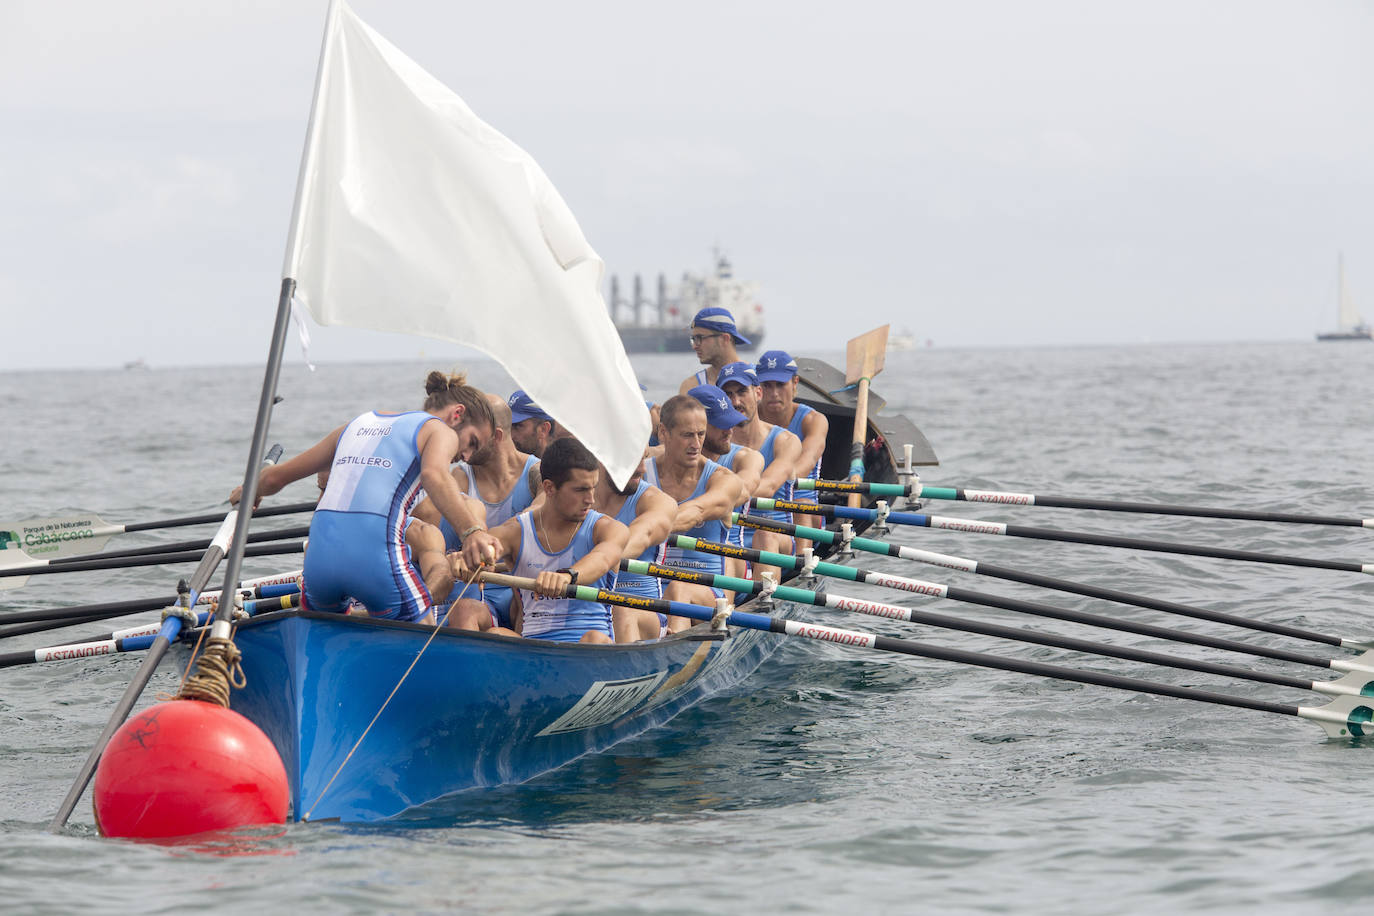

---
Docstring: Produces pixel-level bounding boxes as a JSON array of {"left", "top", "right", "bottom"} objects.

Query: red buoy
[{"left": 93, "top": 700, "right": 288, "bottom": 839}]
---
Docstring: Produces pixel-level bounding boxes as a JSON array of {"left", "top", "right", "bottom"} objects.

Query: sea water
[{"left": 1, "top": 341, "right": 1373, "bottom": 914}]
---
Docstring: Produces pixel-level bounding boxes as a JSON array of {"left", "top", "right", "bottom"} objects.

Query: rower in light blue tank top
[
  {"left": 787, "top": 403, "right": 821, "bottom": 505},
  {"left": 645, "top": 456, "right": 728, "bottom": 576},
  {"left": 608, "top": 481, "right": 663, "bottom": 599},
  {"left": 437, "top": 453, "right": 540, "bottom": 627},
  {"left": 438, "top": 454, "right": 539, "bottom": 551},
  {"left": 306, "top": 410, "right": 436, "bottom": 621},
  {"left": 714, "top": 443, "right": 749, "bottom": 547},
  {"left": 513, "top": 510, "right": 613, "bottom": 641},
  {"left": 736, "top": 425, "right": 795, "bottom": 548}
]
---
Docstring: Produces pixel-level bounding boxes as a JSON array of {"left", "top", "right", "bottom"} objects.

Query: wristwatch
[{"left": 555, "top": 567, "right": 579, "bottom": 585}]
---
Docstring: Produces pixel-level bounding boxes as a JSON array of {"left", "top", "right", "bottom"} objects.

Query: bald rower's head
[{"left": 469, "top": 393, "right": 514, "bottom": 465}]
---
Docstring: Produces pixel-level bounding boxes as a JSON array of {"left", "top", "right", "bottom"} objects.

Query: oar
[
  {"left": 48, "top": 445, "right": 284, "bottom": 833},
  {"left": 0, "top": 501, "right": 314, "bottom": 565},
  {"left": 842, "top": 325, "right": 888, "bottom": 508},
  {"left": 480, "top": 572, "right": 1374, "bottom": 739},
  {"left": 0, "top": 526, "right": 308, "bottom": 589},
  {"left": 753, "top": 498, "right": 1374, "bottom": 575},
  {"left": 797, "top": 478, "right": 1374, "bottom": 529},
  {"left": 0, "top": 541, "right": 305, "bottom": 581},
  {"left": 0, "top": 593, "right": 302, "bottom": 670},
  {"left": 624, "top": 559, "right": 1374, "bottom": 699},
  {"left": 662, "top": 534, "right": 1374, "bottom": 674},
  {"left": 0, "top": 578, "right": 302, "bottom": 640},
  {"left": 733, "top": 513, "right": 1374, "bottom": 651}
]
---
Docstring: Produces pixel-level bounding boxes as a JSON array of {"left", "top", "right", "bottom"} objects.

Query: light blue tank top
[
  {"left": 646, "top": 457, "right": 727, "bottom": 574},
  {"left": 513, "top": 510, "right": 611, "bottom": 641},
  {"left": 609, "top": 481, "right": 662, "bottom": 599},
  {"left": 787, "top": 403, "right": 822, "bottom": 493},
  {"left": 715, "top": 444, "right": 748, "bottom": 547},
  {"left": 316, "top": 411, "right": 436, "bottom": 529},
  {"left": 440, "top": 454, "right": 539, "bottom": 551},
  {"left": 754, "top": 425, "right": 794, "bottom": 517}
]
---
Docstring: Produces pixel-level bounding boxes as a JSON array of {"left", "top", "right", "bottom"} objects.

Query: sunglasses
[{"left": 689, "top": 332, "right": 726, "bottom": 346}]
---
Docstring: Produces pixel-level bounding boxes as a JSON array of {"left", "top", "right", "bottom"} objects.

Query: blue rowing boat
[{"left": 222, "top": 362, "right": 939, "bottom": 823}]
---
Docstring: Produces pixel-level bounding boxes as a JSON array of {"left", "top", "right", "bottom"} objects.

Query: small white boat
[{"left": 1315, "top": 254, "right": 1371, "bottom": 341}]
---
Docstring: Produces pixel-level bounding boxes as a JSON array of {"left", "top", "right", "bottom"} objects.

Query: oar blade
[
  {"left": 0, "top": 547, "right": 37, "bottom": 590},
  {"left": 0, "top": 516, "right": 114, "bottom": 563},
  {"left": 1299, "top": 693, "right": 1374, "bottom": 739},
  {"left": 845, "top": 324, "right": 889, "bottom": 385}
]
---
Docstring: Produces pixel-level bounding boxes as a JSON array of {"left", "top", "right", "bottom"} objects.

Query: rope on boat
[{"left": 175, "top": 635, "right": 246, "bottom": 707}]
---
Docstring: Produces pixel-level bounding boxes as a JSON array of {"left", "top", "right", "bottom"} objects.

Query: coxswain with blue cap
[
  {"left": 678, "top": 306, "right": 751, "bottom": 395},
  {"left": 644, "top": 394, "right": 744, "bottom": 631},
  {"left": 755, "top": 350, "right": 829, "bottom": 550}
]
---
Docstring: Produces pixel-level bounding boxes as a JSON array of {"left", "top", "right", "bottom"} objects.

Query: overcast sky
[{"left": 3, "top": 0, "right": 1371, "bottom": 370}]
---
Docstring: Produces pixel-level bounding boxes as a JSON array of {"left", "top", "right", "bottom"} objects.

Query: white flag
[{"left": 283, "top": 0, "right": 648, "bottom": 486}]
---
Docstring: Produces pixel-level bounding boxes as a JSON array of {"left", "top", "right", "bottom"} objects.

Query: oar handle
[{"left": 479, "top": 571, "right": 533, "bottom": 590}]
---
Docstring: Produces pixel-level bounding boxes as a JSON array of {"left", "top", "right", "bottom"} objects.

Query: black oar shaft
[
  {"left": 737, "top": 512, "right": 1351, "bottom": 648},
  {"left": 42, "top": 525, "right": 309, "bottom": 568},
  {"left": 1, "top": 595, "right": 176, "bottom": 627},
  {"left": 1007, "top": 494, "right": 1367, "bottom": 527},
  {"left": 495, "top": 571, "right": 1305, "bottom": 722},
  {"left": 121, "top": 500, "right": 314, "bottom": 533},
  {"left": 630, "top": 560, "right": 1318, "bottom": 691},
  {"left": 996, "top": 520, "right": 1367, "bottom": 573},
  {"left": 0, "top": 613, "right": 121, "bottom": 640},
  {"left": 804, "top": 478, "right": 1373, "bottom": 528},
  {"left": 682, "top": 533, "right": 1343, "bottom": 670},
  {"left": 5, "top": 542, "right": 304, "bottom": 578},
  {"left": 864, "top": 632, "right": 1299, "bottom": 718},
  {"left": 759, "top": 499, "right": 1372, "bottom": 574}
]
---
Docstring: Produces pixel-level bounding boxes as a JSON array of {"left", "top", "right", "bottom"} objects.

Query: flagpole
[{"left": 207, "top": 277, "right": 298, "bottom": 635}]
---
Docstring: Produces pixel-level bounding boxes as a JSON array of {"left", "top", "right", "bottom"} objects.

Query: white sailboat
[{"left": 1315, "top": 254, "right": 1372, "bottom": 341}]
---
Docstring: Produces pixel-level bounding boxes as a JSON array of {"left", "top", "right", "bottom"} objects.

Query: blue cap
[
  {"left": 691, "top": 307, "right": 751, "bottom": 347},
  {"left": 508, "top": 389, "right": 552, "bottom": 424},
  {"left": 716, "top": 361, "right": 758, "bottom": 389},
  {"left": 687, "top": 384, "right": 748, "bottom": 430},
  {"left": 755, "top": 350, "right": 799, "bottom": 383}
]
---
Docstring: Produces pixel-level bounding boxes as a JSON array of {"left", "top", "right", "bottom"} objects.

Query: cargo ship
[{"left": 609, "top": 253, "right": 765, "bottom": 353}]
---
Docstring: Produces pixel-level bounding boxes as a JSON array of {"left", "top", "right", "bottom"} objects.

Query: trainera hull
[{"left": 228, "top": 603, "right": 804, "bottom": 823}]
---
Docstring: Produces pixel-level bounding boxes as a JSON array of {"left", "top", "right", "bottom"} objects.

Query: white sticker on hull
[{"left": 537, "top": 672, "right": 668, "bottom": 736}]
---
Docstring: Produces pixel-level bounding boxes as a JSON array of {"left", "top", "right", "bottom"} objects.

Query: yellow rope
[{"left": 303, "top": 564, "right": 485, "bottom": 821}]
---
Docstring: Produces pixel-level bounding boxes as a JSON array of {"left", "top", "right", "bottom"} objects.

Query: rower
[
  {"left": 716, "top": 361, "right": 803, "bottom": 580},
  {"left": 507, "top": 389, "right": 557, "bottom": 458},
  {"left": 416, "top": 393, "right": 541, "bottom": 630},
  {"left": 645, "top": 395, "right": 743, "bottom": 630},
  {"left": 594, "top": 449, "right": 677, "bottom": 642},
  {"left": 677, "top": 306, "right": 752, "bottom": 395},
  {"left": 317, "top": 468, "right": 457, "bottom": 612},
  {"left": 458, "top": 438, "right": 629, "bottom": 643},
  {"left": 230, "top": 370, "right": 500, "bottom": 624},
  {"left": 687, "top": 382, "right": 761, "bottom": 589},
  {"left": 688, "top": 383, "right": 761, "bottom": 506},
  {"left": 755, "top": 350, "right": 828, "bottom": 549}
]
